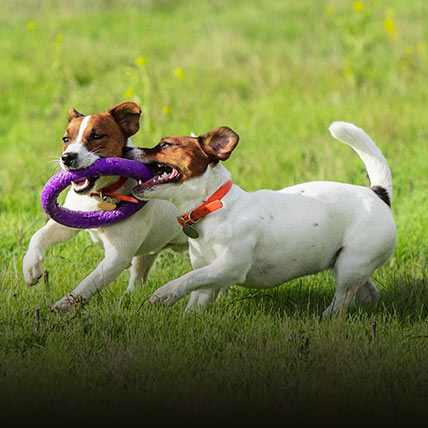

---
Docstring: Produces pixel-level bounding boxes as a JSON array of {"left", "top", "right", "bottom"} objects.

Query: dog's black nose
[
  {"left": 61, "top": 152, "right": 77, "bottom": 166},
  {"left": 122, "top": 146, "right": 134, "bottom": 157}
]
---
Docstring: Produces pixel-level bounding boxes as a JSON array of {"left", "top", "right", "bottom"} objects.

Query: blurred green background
[{"left": 2, "top": 0, "right": 428, "bottom": 260}]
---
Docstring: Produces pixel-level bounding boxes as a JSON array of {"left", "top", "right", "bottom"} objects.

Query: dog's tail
[{"left": 328, "top": 121, "right": 392, "bottom": 207}]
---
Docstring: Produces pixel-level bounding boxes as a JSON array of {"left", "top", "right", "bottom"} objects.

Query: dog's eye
[
  {"left": 91, "top": 133, "right": 104, "bottom": 140},
  {"left": 160, "top": 141, "right": 173, "bottom": 149},
  {"left": 62, "top": 136, "right": 69, "bottom": 143}
]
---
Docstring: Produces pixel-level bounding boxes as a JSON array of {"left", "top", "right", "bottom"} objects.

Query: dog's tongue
[{"left": 72, "top": 178, "right": 90, "bottom": 192}]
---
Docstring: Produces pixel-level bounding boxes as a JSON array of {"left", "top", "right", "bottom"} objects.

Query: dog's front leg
[
  {"left": 23, "top": 188, "right": 89, "bottom": 286},
  {"left": 23, "top": 219, "right": 79, "bottom": 286},
  {"left": 52, "top": 245, "right": 135, "bottom": 312},
  {"left": 51, "top": 226, "right": 149, "bottom": 313}
]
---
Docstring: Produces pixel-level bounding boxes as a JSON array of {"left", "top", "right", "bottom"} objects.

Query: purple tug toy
[{"left": 41, "top": 158, "right": 152, "bottom": 229}]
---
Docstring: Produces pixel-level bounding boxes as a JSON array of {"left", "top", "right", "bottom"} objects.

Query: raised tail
[{"left": 328, "top": 121, "right": 392, "bottom": 207}]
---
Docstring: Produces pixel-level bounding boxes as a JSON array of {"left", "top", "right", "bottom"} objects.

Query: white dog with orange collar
[{"left": 127, "top": 121, "right": 397, "bottom": 317}]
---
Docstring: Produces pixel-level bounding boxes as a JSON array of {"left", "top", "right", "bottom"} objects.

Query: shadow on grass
[{"left": 219, "top": 269, "right": 428, "bottom": 321}]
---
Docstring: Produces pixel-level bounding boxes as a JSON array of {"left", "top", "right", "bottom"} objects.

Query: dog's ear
[
  {"left": 199, "top": 126, "right": 239, "bottom": 161},
  {"left": 68, "top": 108, "right": 84, "bottom": 121},
  {"left": 108, "top": 102, "right": 142, "bottom": 137}
]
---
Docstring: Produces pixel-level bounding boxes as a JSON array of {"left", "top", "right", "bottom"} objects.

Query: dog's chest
[{"left": 188, "top": 239, "right": 214, "bottom": 267}]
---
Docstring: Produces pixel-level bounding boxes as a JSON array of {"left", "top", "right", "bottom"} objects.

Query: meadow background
[{"left": 1, "top": 0, "right": 428, "bottom": 423}]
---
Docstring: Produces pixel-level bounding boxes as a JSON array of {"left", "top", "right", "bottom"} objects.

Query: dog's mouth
[
  {"left": 72, "top": 177, "right": 98, "bottom": 193},
  {"left": 135, "top": 162, "right": 181, "bottom": 190}
]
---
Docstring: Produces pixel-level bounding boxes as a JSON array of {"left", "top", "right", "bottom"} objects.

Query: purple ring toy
[{"left": 41, "top": 158, "right": 152, "bottom": 229}]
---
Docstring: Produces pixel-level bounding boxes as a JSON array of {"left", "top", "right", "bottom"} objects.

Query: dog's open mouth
[
  {"left": 72, "top": 177, "right": 98, "bottom": 193},
  {"left": 136, "top": 162, "right": 181, "bottom": 189}
]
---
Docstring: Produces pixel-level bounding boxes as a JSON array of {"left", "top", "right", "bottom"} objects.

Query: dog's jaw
[
  {"left": 129, "top": 126, "right": 239, "bottom": 211},
  {"left": 133, "top": 163, "right": 232, "bottom": 216}
]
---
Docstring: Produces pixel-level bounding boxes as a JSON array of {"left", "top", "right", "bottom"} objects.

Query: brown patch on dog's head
[
  {"left": 61, "top": 102, "right": 142, "bottom": 192},
  {"left": 108, "top": 102, "right": 141, "bottom": 138},
  {"left": 198, "top": 126, "right": 239, "bottom": 161},
  {"left": 62, "top": 102, "right": 141, "bottom": 156},
  {"left": 126, "top": 126, "right": 239, "bottom": 187}
]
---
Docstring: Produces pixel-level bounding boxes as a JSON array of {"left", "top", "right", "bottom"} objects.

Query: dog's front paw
[
  {"left": 22, "top": 249, "right": 44, "bottom": 286},
  {"left": 149, "top": 284, "right": 183, "bottom": 306},
  {"left": 51, "top": 293, "right": 87, "bottom": 314}
]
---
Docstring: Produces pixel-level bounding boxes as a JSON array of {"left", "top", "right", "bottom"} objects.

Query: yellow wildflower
[
  {"left": 162, "top": 106, "right": 171, "bottom": 115},
  {"left": 324, "top": 4, "right": 334, "bottom": 15},
  {"left": 417, "top": 43, "right": 426, "bottom": 56},
  {"left": 135, "top": 56, "right": 147, "bottom": 66},
  {"left": 53, "top": 33, "right": 64, "bottom": 51},
  {"left": 124, "top": 88, "right": 134, "bottom": 99},
  {"left": 27, "top": 22, "right": 36, "bottom": 31},
  {"left": 384, "top": 17, "right": 397, "bottom": 39},
  {"left": 352, "top": 1, "right": 364, "bottom": 13},
  {"left": 174, "top": 67, "right": 185, "bottom": 79}
]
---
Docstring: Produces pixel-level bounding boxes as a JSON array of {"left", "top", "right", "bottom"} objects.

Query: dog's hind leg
[
  {"left": 355, "top": 277, "right": 380, "bottom": 305},
  {"left": 52, "top": 229, "right": 149, "bottom": 313},
  {"left": 185, "top": 288, "right": 221, "bottom": 313},
  {"left": 125, "top": 253, "right": 159, "bottom": 293},
  {"left": 323, "top": 248, "right": 377, "bottom": 318}
]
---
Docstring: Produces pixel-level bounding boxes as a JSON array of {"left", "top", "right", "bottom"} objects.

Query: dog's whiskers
[
  {"left": 46, "top": 156, "right": 62, "bottom": 172},
  {"left": 89, "top": 149, "right": 104, "bottom": 157}
]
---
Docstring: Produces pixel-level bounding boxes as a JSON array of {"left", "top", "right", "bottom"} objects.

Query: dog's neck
[{"left": 172, "top": 163, "right": 232, "bottom": 216}]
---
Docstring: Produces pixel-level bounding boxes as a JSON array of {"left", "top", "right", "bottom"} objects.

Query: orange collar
[
  {"left": 90, "top": 176, "right": 139, "bottom": 204},
  {"left": 177, "top": 180, "right": 232, "bottom": 228}
]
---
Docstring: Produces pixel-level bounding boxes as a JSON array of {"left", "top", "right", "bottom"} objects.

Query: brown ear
[
  {"left": 68, "top": 108, "right": 84, "bottom": 120},
  {"left": 108, "top": 102, "right": 142, "bottom": 137},
  {"left": 199, "top": 126, "right": 239, "bottom": 161}
]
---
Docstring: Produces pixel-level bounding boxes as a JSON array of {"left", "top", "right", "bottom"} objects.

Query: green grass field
[{"left": 1, "top": 0, "right": 428, "bottom": 423}]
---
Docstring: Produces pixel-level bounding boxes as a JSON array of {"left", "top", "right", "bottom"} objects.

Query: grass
[{"left": 1, "top": 0, "right": 428, "bottom": 423}]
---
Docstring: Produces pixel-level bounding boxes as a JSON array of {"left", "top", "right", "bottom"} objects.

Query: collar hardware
[{"left": 90, "top": 176, "right": 139, "bottom": 204}]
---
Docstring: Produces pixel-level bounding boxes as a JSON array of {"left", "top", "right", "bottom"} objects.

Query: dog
[
  {"left": 125, "top": 122, "right": 397, "bottom": 317},
  {"left": 23, "top": 102, "right": 187, "bottom": 312}
]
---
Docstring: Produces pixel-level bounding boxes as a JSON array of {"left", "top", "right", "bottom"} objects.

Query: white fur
[
  {"left": 75, "top": 115, "right": 91, "bottom": 144},
  {"left": 145, "top": 122, "right": 397, "bottom": 317},
  {"left": 60, "top": 116, "right": 99, "bottom": 170},
  {"left": 329, "top": 121, "right": 392, "bottom": 200},
  {"left": 23, "top": 138, "right": 187, "bottom": 312}
]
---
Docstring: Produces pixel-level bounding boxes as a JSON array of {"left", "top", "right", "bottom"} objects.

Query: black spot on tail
[{"left": 371, "top": 185, "right": 391, "bottom": 207}]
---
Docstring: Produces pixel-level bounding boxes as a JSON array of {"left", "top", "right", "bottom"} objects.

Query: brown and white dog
[
  {"left": 23, "top": 102, "right": 187, "bottom": 312},
  {"left": 126, "top": 122, "right": 397, "bottom": 316}
]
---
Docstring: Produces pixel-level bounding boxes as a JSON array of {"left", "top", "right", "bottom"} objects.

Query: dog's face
[
  {"left": 127, "top": 126, "right": 239, "bottom": 200},
  {"left": 60, "top": 102, "right": 141, "bottom": 193}
]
